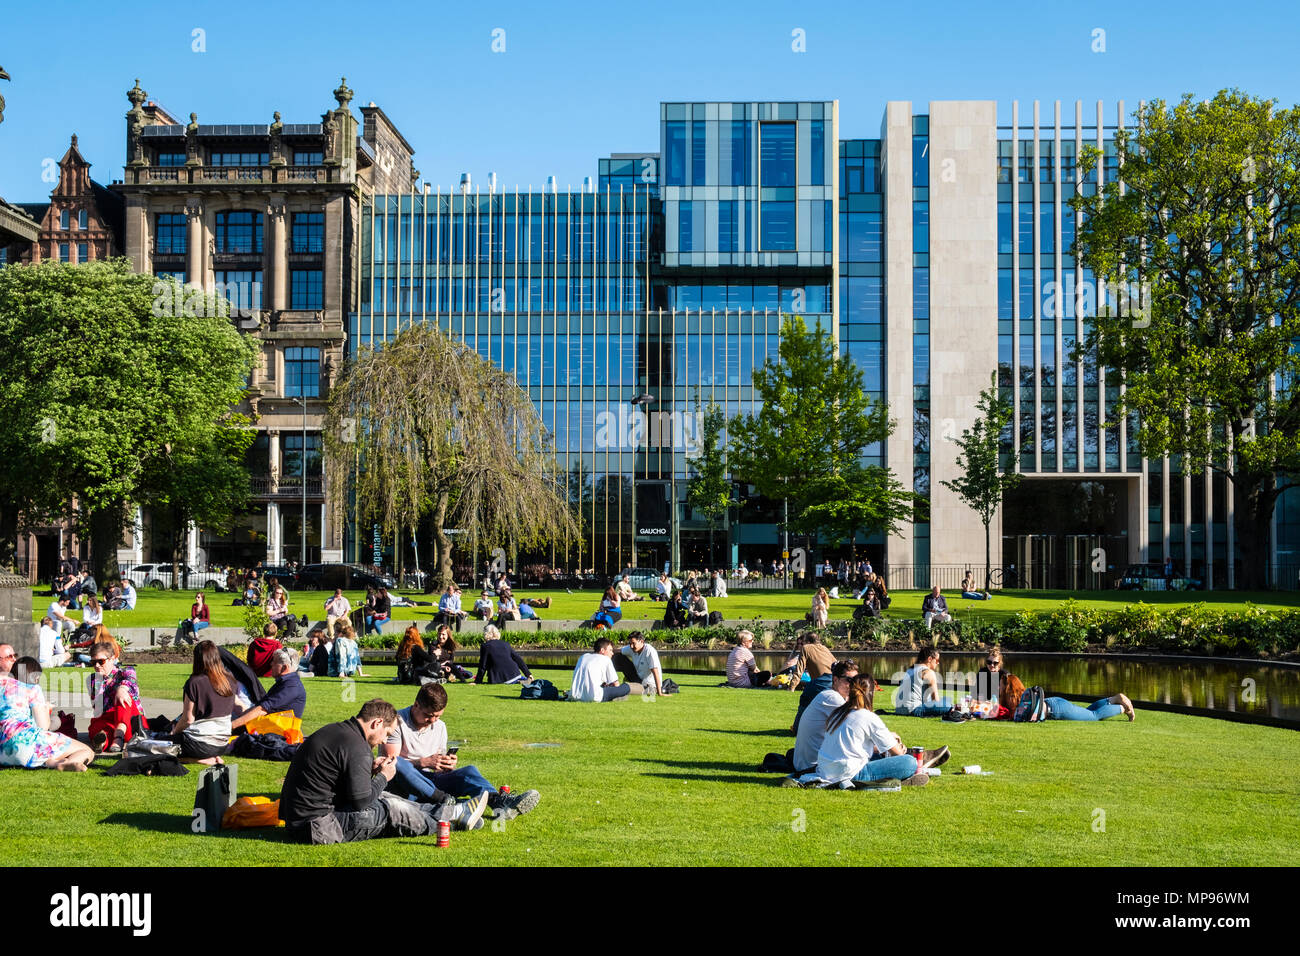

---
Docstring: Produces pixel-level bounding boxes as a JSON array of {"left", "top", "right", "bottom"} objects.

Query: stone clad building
[{"left": 115, "top": 78, "right": 416, "bottom": 569}]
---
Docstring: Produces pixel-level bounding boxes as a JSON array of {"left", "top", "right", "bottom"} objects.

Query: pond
[{"left": 492, "top": 650, "right": 1300, "bottom": 728}]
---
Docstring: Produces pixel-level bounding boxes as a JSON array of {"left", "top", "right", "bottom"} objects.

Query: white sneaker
[{"left": 454, "top": 790, "right": 491, "bottom": 831}]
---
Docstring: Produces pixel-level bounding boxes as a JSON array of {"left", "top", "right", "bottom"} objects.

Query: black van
[{"left": 296, "top": 563, "right": 396, "bottom": 591}]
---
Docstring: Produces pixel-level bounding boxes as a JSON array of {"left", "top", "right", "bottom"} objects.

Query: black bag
[
  {"left": 520, "top": 678, "right": 561, "bottom": 701},
  {"left": 760, "top": 750, "right": 795, "bottom": 773},
  {"left": 708, "top": 611, "right": 724, "bottom": 626},
  {"left": 660, "top": 678, "right": 681, "bottom": 695},
  {"left": 231, "top": 731, "right": 300, "bottom": 762},
  {"left": 193, "top": 764, "right": 238, "bottom": 833},
  {"left": 103, "top": 753, "right": 188, "bottom": 777}
]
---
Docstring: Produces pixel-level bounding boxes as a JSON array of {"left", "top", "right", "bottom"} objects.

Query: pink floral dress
[{"left": 0, "top": 676, "right": 76, "bottom": 769}]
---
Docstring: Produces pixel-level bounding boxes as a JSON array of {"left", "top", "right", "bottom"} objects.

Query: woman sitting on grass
[
  {"left": 785, "top": 673, "right": 936, "bottom": 789},
  {"left": 0, "top": 656, "right": 95, "bottom": 771},
  {"left": 265, "top": 585, "right": 295, "bottom": 637},
  {"left": 432, "top": 626, "right": 474, "bottom": 682},
  {"left": 593, "top": 586, "right": 621, "bottom": 628},
  {"left": 180, "top": 591, "right": 211, "bottom": 642},
  {"left": 169, "top": 641, "right": 236, "bottom": 765},
  {"left": 86, "top": 640, "right": 145, "bottom": 753},
  {"left": 329, "top": 620, "right": 365, "bottom": 678},
  {"left": 960, "top": 571, "right": 991, "bottom": 601},
  {"left": 396, "top": 626, "right": 435, "bottom": 684}
]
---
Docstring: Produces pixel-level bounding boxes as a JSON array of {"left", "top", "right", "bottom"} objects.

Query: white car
[{"left": 121, "top": 563, "right": 226, "bottom": 592}]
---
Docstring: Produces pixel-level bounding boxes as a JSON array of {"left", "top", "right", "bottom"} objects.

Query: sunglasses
[{"left": 91, "top": 658, "right": 111, "bottom": 666}]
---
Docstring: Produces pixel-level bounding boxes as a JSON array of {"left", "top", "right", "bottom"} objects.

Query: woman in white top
[
  {"left": 81, "top": 595, "right": 104, "bottom": 629},
  {"left": 794, "top": 674, "right": 929, "bottom": 788},
  {"left": 810, "top": 587, "right": 830, "bottom": 628}
]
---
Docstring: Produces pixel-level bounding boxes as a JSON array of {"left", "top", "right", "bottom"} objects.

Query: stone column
[
  {"left": 269, "top": 197, "right": 288, "bottom": 312},
  {"left": 185, "top": 198, "right": 204, "bottom": 288},
  {"left": 267, "top": 501, "right": 281, "bottom": 565},
  {"left": 187, "top": 522, "right": 200, "bottom": 569},
  {"left": 268, "top": 430, "right": 281, "bottom": 492}
]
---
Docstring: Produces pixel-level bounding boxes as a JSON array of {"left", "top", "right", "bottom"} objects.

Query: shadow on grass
[
  {"left": 638, "top": 770, "right": 777, "bottom": 786},
  {"left": 694, "top": 727, "right": 792, "bottom": 737},
  {"left": 631, "top": 757, "right": 775, "bottom": 785},
  {"left": 100, "top": 794, "right": 294, "bottom": 841}
]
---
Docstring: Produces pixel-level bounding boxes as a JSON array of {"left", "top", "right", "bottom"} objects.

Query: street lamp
[
  {"left": 629, "top": 394, "right": 654, "bottom": 568},
  {"left": 288, "top": 395, "right": 308, "bottom": 567}
]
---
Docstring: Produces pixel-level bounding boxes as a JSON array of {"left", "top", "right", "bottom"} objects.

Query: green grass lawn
[
  {"left": 3, "top": 662, "right": 1297, "bottom": 866},
  {"left": 32, "top": 585, "right": 1300, "bottom": 632}
]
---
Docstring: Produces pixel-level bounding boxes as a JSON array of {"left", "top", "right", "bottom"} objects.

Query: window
[
  {"left": 721, "top": 120, "right": 751, "bottom": 186},
  {"left": 214, "top": 270, "right": 263, "bottom": 314},
  {"left": 678, "top": 201, "right": 693, "bottom": 253},
  {"left": 282, "top": 432, "right": 322, "bottom": 476},
  {"left": 760, "top": 202, "right": 796, "bottom": 251},
  {"left": 215, "top": 211, "right": 264, "bottom": 254},
  {"left": 692, "top": 120, "right": 707, "bottom": 185},
  {"left": 154, "top": 270, "right": 186, "bottom": 283},
  {"left": 78, "top": 209, "right": 88, "bottom": 230},
  {"left": 293, "top": 151, "right": 323, "bottom": 166},
  {"left": 210, "top": 151, "right": 269, "bottom": 167},
  {"left": 59, "top": 210, "right": 69, "bottom": 230},
  {"left": 760, "top": 124, "right": 796, "bottom": 187},
  {"left": 59, "top": 243, "right": 69, "bottom": 262},
  {"left": 719, "top": 200, "right": 738, "bottom": 253},
  {"left": 810, "top": 120, "right": 825, "bottom": 186},
  {"left": 665, "top": 122, "right": 686, "bottom": 186},
  {"left": 77, "top": 243, "right": 88, "bottom": 263},
  {"left": 284, "top": 347, "right": 321, "bottom": 398},
  {"left": 291, "top": 270, "right": 323, "bottom": 310},
  {"left": 156, "top": 213, "right": 187, "bottom": 255},
  {"left": 292, "top": 212, "right": 324, "bottom": 253},
  {"left": 156, "top": 152, "right": 186, "bottom": 167}
]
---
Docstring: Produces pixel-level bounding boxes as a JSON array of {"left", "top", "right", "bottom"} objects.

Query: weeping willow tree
[{"left": 324, "top": 324, "right": 578, "bottom": 588}]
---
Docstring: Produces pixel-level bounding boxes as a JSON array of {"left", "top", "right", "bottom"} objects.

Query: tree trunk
[
  {"left": 171, "top": 505, "right": 183, "bottom": 590},
  {"left": 0, "top": 504, "right": 18, "bottom": 573},
  {"left": 1235, "top": 474, "right": 1275, "bottom": 590},
  {"left": 433, "top": 490, "right": 454, "bottom": 588},
  {"left": 87, "top": 503, "right": 123, "bottom": 586}
]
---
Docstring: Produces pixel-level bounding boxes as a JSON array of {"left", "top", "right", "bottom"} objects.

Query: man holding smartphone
[{"left": 385, "top": 683, "right": 540, "bottom": 821}]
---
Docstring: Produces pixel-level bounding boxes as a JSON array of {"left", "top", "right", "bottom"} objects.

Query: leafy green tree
[
  {"left": 939, "top": 377, "right": 1019, "bottom": 590},
  {"left": 324, "top": 323, "right": 578, "bottom": 589},
  {"left": 1072, "top": 90, "right": 1300, "bottom": 588},
  {"left": 686, "top": 401, "right": 730, "bottom": 567},
  {"left": 728, "top": 315, "right": 909, "bottom": 554},
  {"left": 0, "top": 264, "right": 257, "bottom": 580}
]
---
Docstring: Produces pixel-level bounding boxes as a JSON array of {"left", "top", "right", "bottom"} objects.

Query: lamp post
[
  {"left": 630, "top": 393, "right": 654, "bottom": 569},
  {"left": 289, "top": 395, "right": 308, "bottom": 567}
]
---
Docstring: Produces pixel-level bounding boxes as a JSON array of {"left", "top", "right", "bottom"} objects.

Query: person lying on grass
[
  {"left": 570, "top": 636, "right": 643, "bottom": 702},
  {"left": 279, "top": 698, "right": 489, "bottom": 845},
  {"left": 0, "top": 650, "right": 95, "bottom": 772},
  {"left": 784, "top": 673, "right": 948, "bottom": 790},
  {"left": 384, "top": 682, "right": 540, "bottom": 820},
  {"left": 786, "top": 660, "right": 949, "bottom": 778}
]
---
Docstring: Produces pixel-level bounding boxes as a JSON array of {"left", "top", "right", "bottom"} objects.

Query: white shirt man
[
  {"left": 38, "top": 618, "right": 69, "bottom": 667},
  {"left": 47, "top": 597, "right": 76, "bottom": 634},
  {"left": 120, "top": 580, "right": 138, "bottom": 611},
  {"left": 711, "top": 571, "right": 727, "bottom": 599},
  {"left": 617, "top": 633, "right": 662, "bottom": 696},
  {"left": 324, "top": 590, "right": 352, "bottom": 637},
  {"left": 570, "top": 638, "right": 636, "bottom": 702}
]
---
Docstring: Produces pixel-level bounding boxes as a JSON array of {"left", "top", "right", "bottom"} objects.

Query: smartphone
[{"left": 447, "top": 747, "right": 459, "bottom": 756}]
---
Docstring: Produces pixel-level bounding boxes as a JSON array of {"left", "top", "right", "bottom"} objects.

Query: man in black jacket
[{"left": 279, "top": 698, "right": 488, "bottom": 844}]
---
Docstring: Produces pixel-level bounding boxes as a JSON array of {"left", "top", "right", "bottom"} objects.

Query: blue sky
[{"left": 2, "top": 0, "right": 1298, "bottom": 195}]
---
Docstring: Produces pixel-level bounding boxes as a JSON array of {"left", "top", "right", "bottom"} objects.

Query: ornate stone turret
[
  {"left": 333, "top": 76, "right": 353, "bottom": 109},
  {"left": 126, "top": 78, "right": 148, "bottom": 167},
  {"left": 322, "top": 77, "right": 357, "bottom": 178}
]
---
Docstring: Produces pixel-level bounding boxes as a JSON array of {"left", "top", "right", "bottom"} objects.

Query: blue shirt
[{"left": 260, "top": 670, "right": 306, "bottom": 719}]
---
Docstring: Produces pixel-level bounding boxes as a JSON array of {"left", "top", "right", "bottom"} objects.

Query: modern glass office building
[{"left": 352, "top": 98, "right": 1285, "bottom": 588}]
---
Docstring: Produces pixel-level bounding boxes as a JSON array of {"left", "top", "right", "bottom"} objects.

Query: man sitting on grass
[
  {"left": 279, "top": 698, "right": 488, "bottom": 845},
  {"left": 384, "top": 683, "right": 540, "bottom": 820},
  {"left": 895, "top": 646, "right": 949, "bottom": 717},
  {"left": 612, "top": 631, "right": 663, "bottom": 696},
  {"left": 922, "top": 585, "right": 953, "bottom": 628},
  {"left": 231, "top": 648, "right": 306, "bottom": 731},
  {"left": 783, "top": 632, "right": 839, "bottom": 732},
  {"left": 615, "top": 575, "right": 645, "bottom": 602},
  {"left": 570, "top": 636, "right": 641, "bottom": 702}
]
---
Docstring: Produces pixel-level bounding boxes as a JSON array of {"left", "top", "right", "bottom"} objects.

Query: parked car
[
  {"left": 295, "top": 563, "right": 396, "bottom": 591},
  {"left": 258, "top": 565, "right": 300, "bottom": 589},
  {"left": 121, "top": 563, "right": 226, "bottom": 592},
  {"left": 623, "top": 567, "right": 682, "bottom": 592},
  {"left": 1117, "top": 563, "right": 1203, "bottom": 591}
]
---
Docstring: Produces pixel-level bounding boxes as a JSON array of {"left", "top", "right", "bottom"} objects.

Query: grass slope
[{"left": 2, "top": 663, "right": 1297, "bottom": 867}]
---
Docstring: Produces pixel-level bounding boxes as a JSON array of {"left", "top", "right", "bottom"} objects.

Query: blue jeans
[
  {"left": 389, "top": 756, "right": 494, "bottom": 802},
  {"left": 365, "top": 614, "right": 387, "bottom": 635},
  {"left": 961, "top": 590, "right": 990, "bottom": 600},
  {"left": 895, "top": 698, "right": 950, "bottom": 717},
  {"left": 852, "top": 753, "right": 921, "bottom": 783},
  {"left": 181, "top": 619, "right": 210, "bottom": 636},
  {"left": 1047, "top": 697, "right": 1124, "bottom": 721}
]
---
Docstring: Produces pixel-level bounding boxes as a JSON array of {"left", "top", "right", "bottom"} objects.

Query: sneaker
[
  {"left": 919, "top": 745, "right": 950, "bottom": 770},
  {"left": 454, "top": 790, "right": 491, "bottom": 831},
  {"left": 902, "top": 772, "right": 930, "bottom": 787},
  {"left": 854, "top": 778, "right": 903, "bottom": 790},
  {"left": 780, "top": 775, "right": 804, "bottom": 788},
  {"left": 505, "top": 789, "right": 540, "bottom": 818}
]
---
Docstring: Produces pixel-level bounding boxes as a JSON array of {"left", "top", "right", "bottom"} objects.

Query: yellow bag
[
  {"left": 244, "top": 709, "right": 303, "bottom": 745},
  {"left": 221, "top": 796, "right": 284, "bottom": 829}
]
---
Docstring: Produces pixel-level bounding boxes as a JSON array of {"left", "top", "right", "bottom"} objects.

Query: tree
[
  {"left": 686, "top": 401, "right": 730, "bottom": 567},
  {"left": 1072, "top": 90, "right": 1300, "bottom": 588},
  {"left": 728, "top": 315, "right": 910, "bottom": 555},
  {"left": 323, "top": 323, "right": 578, "bottom": 588},
  {"left": 0, "top": 263, "right": 258, "bottom": 580},
  {"left": 940, "top": 376, "right": 1019, "bottom": 590}
]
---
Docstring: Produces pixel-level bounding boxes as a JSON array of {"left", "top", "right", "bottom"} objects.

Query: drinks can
[
  {"left": 908, "top": 746, "right": 924, "bottom": 761},
  {"left": 499, "top": 785, "right": 510, "bottom": 796},
  {"left": 437, "top": 821, "right": 450, "bottom": 847}
]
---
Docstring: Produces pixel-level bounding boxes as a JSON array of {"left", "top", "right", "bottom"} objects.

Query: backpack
[
  {"left": 1013, "top": 685, "right": 1049, "bottom": 723},
  {"left": 708, "top": 610, "right": 724, "bottom": 626},
  {"left": 520, "top": 678, "right": 561, "bottom": 701},
  {"left": 660, "top": 678, "right": 680, "bottom": 695}
]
